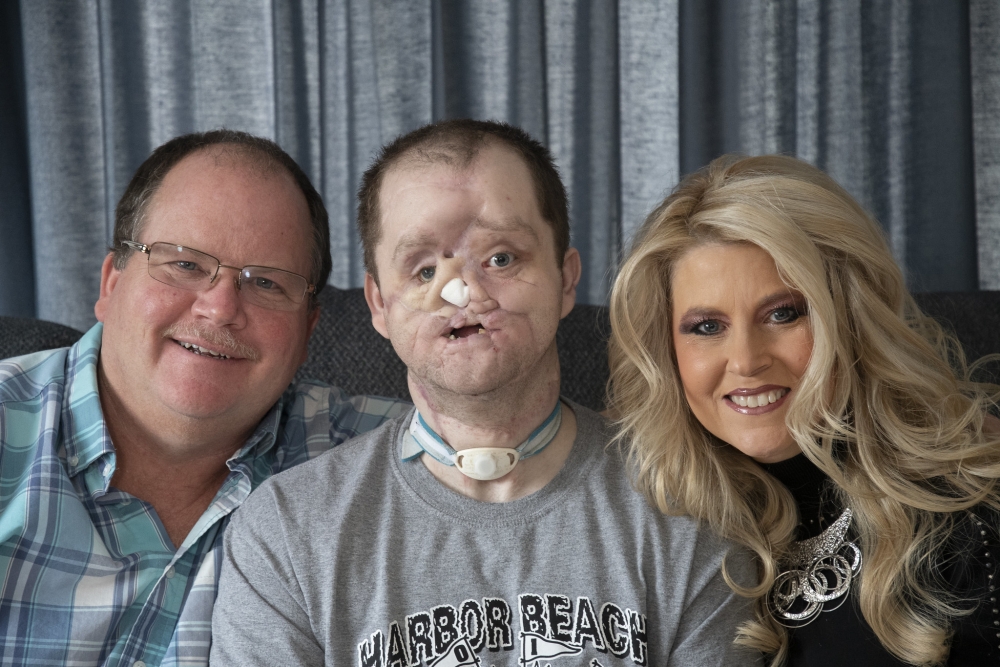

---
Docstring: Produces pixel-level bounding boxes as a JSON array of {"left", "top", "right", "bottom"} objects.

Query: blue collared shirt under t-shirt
[{"left": 0, "top": 323, "right": 409, "bottom": 667}]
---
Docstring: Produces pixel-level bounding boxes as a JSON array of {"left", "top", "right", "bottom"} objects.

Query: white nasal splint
[
  {"left": 402, "top": 403, "right": 563, "bottom": 481},
  {"left": 440, "top": 277, "right": 471, "bottom": 307}
]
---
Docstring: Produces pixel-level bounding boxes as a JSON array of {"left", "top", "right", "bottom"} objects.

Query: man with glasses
[{"left": 0, "top": 130, "right": 405, "bottom": 667}]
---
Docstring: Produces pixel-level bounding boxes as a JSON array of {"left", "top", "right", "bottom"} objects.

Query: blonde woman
[{"left": 608, "top": 154, "right": 1000, "bottom": 666}]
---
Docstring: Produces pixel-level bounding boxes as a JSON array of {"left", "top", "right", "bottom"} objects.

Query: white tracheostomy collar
[{"left": 401, "top": 402, "right": 563, "bottom": 481}]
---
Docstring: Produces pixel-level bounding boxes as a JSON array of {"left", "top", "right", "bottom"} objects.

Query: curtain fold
[
  {"left": 22, "top": 2, "right": 110, "bottom": 329},
  {"left": 4, "top": 0, "right": 997, "bottom": 330},
  {"left": 0, "top": 0, "right": 33, "bottom": 317},
  {"left": 972, "top": 0, "right": 1000, "bottom": 290},
  {"left": 685, "top": 0, "right": 977, "bottom": 293},
  {"left": 544, "top": 0, "right": 621, "bottom": 304},
  {"left": 619, "top": 2, "right": 680, "bottom": 249}
]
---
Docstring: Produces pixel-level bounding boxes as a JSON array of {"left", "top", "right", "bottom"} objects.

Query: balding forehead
[{"left": 193, "top": 144, "right": 289, "bottom": 180}]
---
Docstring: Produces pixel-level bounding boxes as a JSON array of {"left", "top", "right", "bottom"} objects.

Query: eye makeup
[{"left": 677, "top": 308, "right": 727, "bottom": 336}]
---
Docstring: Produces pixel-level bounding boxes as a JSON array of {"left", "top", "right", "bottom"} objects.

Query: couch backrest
[
  {"left": 2, "top": 289, "right": 997, "bottom": 412},
  {"left": 0, "top": 316, "right": 88, "bottom": 361}
]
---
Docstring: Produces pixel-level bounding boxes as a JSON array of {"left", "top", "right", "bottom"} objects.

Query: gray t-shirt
[{"left": 211, "top": 404, "right": 760, "bottom": 666}]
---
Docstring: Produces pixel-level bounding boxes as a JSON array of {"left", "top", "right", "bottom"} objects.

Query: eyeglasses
[{"left": 122, "top": 241, "right": 316, "bottom": 311}]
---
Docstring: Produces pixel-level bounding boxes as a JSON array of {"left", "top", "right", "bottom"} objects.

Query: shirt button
[
  {"left": 121, "top": 498, "right": 131, "bottom": 506},
  {"left": 165, "top": 566, "right": 175, "bottom": 579},
  {"left": 134, "top": 662, "right": 146, "bottom": 667},
  {"left": 67, "top": 455, "right": 79, "bottom": 466}
]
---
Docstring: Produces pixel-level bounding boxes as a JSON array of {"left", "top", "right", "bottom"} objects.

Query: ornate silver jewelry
[{"left": 769, "top": 508, "right": 863, "bottom": 627}]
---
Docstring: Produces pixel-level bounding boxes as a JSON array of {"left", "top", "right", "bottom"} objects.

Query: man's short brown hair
[
  {"left": 357, "top": 119, "right": 570, "bottom": 279},
  {"left": 112, "top": 129, "right": 331, "bottom": 300}
]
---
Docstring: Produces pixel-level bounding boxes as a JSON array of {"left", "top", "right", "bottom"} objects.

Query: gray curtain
[{"left": 2, "top": 0, "right": 997, "bottom": 331}]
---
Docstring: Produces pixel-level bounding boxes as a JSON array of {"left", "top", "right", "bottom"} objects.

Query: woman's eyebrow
[
  {"left": 677, "top": 306, "right": 726, "bottom": 322},
  {"left": 755, "top": 290, "right": 803, "bottom": 310}
]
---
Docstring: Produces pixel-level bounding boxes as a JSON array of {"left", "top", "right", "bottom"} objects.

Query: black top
[{"left": 762, "top": 454, "right": 1000, "bottom": 666}]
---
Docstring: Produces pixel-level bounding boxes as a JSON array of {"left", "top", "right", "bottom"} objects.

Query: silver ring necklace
[{"left": 768, "top": 508, "right": 863, "bottom": 627}]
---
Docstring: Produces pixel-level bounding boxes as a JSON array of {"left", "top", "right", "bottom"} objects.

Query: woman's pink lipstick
[{"left": 724, "top": 385, "right": 790, "bottom": 415}]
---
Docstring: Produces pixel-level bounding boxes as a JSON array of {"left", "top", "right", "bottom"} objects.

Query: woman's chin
[{"left": 730, "top": 438, "right": 802, "bottom": 464}]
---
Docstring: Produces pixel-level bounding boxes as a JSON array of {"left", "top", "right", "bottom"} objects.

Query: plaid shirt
[{"left": 0, "top": 324, "right": 408, "bottom": 667}]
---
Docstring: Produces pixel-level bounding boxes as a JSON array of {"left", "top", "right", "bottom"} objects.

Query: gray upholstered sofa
[{"left": 2, "top": 288, "right": 998, "bottom": 411}]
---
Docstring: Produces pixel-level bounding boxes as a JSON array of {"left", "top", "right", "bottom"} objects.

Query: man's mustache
[{"left": 162, "top": 323, "right": 260, "bottom": 361}]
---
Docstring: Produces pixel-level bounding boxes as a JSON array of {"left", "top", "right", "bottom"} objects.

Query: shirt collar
[
  {"left": 61, "top": 323, "right": 114, "bottom": 478},
  {"left": 227, "top": 394, "right": 286, "bottom": 466}
]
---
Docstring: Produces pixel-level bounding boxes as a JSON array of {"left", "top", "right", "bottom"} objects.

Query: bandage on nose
[
  {"left": 440, "top": 277, "right": 470, "bottom": 307},
  {"left": 454, "top": 448, "right": 521, "bottom": 481}
]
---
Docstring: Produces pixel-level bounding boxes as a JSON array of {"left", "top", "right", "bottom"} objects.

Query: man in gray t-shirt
[{"left": 211, "top": 120, "right": 759, "bottom": 667}]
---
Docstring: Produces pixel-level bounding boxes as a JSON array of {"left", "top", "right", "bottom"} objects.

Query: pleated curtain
[{"left": 2, "top": 0, "right": 998, "bottom": 332}]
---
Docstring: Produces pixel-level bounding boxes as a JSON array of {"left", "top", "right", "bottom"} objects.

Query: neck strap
[{"left": 402, "top": 402, "right": 563, "bottom": 476}]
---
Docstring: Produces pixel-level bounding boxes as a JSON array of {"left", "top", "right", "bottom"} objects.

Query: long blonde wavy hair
[{"left": 608, "top": 154, "right": 1000, "bottom": 665}]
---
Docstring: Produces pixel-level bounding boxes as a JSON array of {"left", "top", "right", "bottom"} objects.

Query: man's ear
[
  {"left": 559, "top": 248, "right": 582, "bottom": 319},
  {"left": 306, "top": 303, "right": 321, "bottom": 337},
  {"left": 364, "top": 273, "right": 390, "bottom": 339},
  {"left": 94, "top": 253, "right": 121, "bottom": 322},
  {"left": 297, "top": 303, "right": 322, "bottom": 365}
]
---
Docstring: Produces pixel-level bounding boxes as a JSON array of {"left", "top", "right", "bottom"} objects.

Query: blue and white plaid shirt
[{"left": 0, "top": 323, "right": 408, "bottom": 667}]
